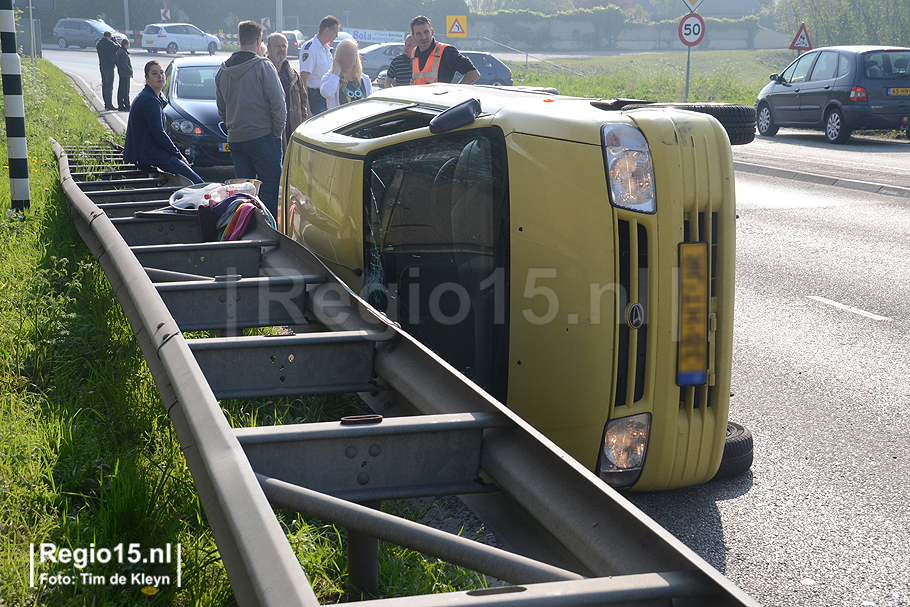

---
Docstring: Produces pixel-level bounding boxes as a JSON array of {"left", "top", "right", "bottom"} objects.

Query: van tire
[
  {"left": 712, "top": 422, "right": 753, "bottom": 481},
  {"left": 57, "top": 37, "right": 68, "bottom": 49},
  {"left": 623, "top": 103, "right": 756, "bottom": 145}
]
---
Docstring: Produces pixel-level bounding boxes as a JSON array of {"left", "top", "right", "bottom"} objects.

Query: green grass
[
  {"left": 506, "top": 49, "right": 798, "bottom": 104},
  {"left": 0, "top": 58, "right": 491, "bottom": 604}
]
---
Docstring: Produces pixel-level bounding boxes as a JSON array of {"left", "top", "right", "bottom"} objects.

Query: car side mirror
[{"left": 770, "top": 73, "right": 783, "bottom": 83}]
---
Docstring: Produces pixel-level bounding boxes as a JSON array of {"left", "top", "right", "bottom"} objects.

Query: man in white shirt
[{"left": 299, "top": 15, "right": 340, "bottom": 116}]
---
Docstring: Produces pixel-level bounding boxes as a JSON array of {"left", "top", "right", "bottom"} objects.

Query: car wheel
[
  {"left": 623, "top": 103, "right": 756, "bottom": 145},
  {"left": 711, "top": 422, "right": 753, "bottom": 481},
  {"left": 490, "top": 79, "right": 505, "bottom": 87},
  {"left": 57, "top": 37, "right": 68, "bottom": 49},
  {"left": 190, "top": 50, "right": 195, "bottom": 55},
  {"left": 208, "top": 42, "right": 217, "bottom": 56},
  {"left": 167, "top": 42, "right": 178, "bottom": 55},
  {"left": 756, "top": 103, "right": 778, "bottom": 137},
  {"left": 825, "top": 108, "right": 851, "bottom": 143}
]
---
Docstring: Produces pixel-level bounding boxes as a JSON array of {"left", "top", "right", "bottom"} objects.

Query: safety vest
[{"left": 410, "top": 42, "right": 450, "bottom": 85}]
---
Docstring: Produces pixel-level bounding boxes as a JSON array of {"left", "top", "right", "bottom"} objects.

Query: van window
[
  {"left": 864, "top": 50, "right": 910, "bottom": 78},
  {"left": 145, "top": 25, "right": 160, "bottom": 35},
  {"left": 363, "top": 127, "right": 510, "bottom": 398},
  {"left": 782, "top": 54, "right": 814, "bottom": 84}
]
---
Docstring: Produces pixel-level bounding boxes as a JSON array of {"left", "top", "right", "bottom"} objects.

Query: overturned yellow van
[{"left": 278, "top": 85, "right": 752, "bottom": 490}]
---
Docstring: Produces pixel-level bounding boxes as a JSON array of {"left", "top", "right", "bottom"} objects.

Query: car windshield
[
  {"left": 175, "top": 67, "right": 219, "bottom": 100},
  {"left": 863, "top": 50, "right": 910, "bottom": 79}
]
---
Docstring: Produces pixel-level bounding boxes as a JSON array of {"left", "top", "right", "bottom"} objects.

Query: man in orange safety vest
[{"left": 409, "top": 15, "right": 479, "bottom": 85}]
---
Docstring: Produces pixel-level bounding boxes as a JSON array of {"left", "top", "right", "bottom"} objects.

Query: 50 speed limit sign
[{"left": 678, "top": 13, "right": 705, "bottom": 47}]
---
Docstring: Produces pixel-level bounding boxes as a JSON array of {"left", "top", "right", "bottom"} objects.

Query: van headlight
[
  {"left": 602, "top": 124, "right": 656, "bottom": 214},
  {"left": 597, "top": 413, "right": 650, "bottom": 488}
]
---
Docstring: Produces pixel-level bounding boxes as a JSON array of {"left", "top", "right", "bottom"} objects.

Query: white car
[
  {"left": 358, "top": 41, "right": 405, "bottom": 79},
  {"left": 142, "top": 23, "right": 221, "bottom": 56}
]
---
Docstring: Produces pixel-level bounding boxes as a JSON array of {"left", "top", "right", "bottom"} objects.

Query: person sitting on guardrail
[{"left": 123, "top": 61, "right": 204, "bottom": 184}]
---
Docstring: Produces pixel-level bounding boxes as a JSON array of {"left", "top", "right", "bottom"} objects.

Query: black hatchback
[{"left": 756, "top": 46, "right": 910, "bottom": 143}]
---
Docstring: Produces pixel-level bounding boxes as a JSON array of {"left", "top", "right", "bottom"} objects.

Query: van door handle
[{"left": 824, "top": 85, "right": 831, "bottom": 90}]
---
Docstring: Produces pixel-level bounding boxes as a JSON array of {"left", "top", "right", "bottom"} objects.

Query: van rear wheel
[{"left": 711, "top": 422, "right": 753, "bottom": 481}]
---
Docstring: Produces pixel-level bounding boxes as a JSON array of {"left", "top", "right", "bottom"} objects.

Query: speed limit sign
[{"left": 678, "top": 13, "right": 705, "bottom": 47}]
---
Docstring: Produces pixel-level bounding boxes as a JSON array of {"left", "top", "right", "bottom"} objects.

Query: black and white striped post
[{"left": 0, "top": 0, "right": 30, "bottom": 211}]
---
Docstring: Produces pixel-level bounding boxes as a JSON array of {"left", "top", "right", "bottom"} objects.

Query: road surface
[{"left": 45, "top": 48, "right": 910, "bottom": 607}]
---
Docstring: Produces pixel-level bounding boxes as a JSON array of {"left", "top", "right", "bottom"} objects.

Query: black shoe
[
  {"left": 104, "top": 105, "right": 116, "bottom": 111},
  {"left": 118, "top": 106, "right": 129, "bottom": 111}
]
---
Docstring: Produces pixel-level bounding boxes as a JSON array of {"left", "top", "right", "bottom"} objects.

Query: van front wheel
[{"left": 711, "top": 422, "right": 753, "bottom": 481}]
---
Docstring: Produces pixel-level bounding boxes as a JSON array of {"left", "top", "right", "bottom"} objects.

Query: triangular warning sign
[
  {"left": 790, "top": 22, "right": 812, "bottom": 51},
  {"left": 448, "top": 19, "right": 465, "bottom": 35},
  {"left": 682, "top": 0, "right": 704, "bottom": 12}
]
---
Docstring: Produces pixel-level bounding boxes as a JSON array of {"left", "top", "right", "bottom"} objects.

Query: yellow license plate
[
  {"left": 219, "top": 142, "right": 230, "bottom": 152},
  {"left": 677, "top": 242, "right": 708, "bottom": 386},
  {"left": 888, "top": 87, "right": 910, "bottom": 96}
]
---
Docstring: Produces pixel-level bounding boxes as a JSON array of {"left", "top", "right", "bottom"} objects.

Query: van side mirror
[
  {"left": 429, "top": 98, "right": 481, "bottom": 134},
  {"left": 770, "top": 73, "right": 781, "bottom": 82}
]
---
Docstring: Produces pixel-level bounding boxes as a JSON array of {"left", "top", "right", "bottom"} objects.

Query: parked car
[
  {"left": 368, "top": 50, "right": 513, "bottom": 86},
  {"left": 162, "top": 56, "right": 231, "bottom": 167},
  {"left": 330, "top": 30, "right": 355, "bottom": 52},
  {"left": 279, "top": 85, "right": 756, "bottom": 491},
  {"left": 756, "top": 45, "right": 910, "bottom": 143},
  {"left": 358, "top": 41, "right": 405, "bottom": 79},
  {"left": 54, "top": 18, "right": 126, "bottom": 49},
  {"left": 142, "top": 23, "right": 221, "bottom": 56},
  {"left": 461, "top": 51, "right": 513, "bottom": 86},
  {"left": 281, "top": 30, "right": 305, "bottom": 53}
]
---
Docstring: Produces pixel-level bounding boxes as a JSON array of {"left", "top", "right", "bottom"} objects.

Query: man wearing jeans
[{"left": 216, "top": 20, "right": 286, "bottom": 217}]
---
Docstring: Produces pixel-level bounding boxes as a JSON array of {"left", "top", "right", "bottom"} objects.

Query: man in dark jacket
[
  {"left": 123, "top": 61, "right": 203, "bottom": 184},
  {"left": 266, "top": 32, "right": 309, "bottom": 147},
  {"left": 216, "top": 21, "right": 286, "bottom": 217},
  {"left": 95, "top": 31, "right": 119, "bottom": 111},
  {"left": 115, "top": 39, "right": 133, "bottom": 111}
]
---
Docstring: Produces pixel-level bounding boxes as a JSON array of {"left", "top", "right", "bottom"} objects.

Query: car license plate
[
  {"left": 677, "top": 242, "right": 709, "bottom": 386},
  {"left": 888, "top": 87, "right": 910, "bottom": 96},
  {"left": 219, "top": 142, "right": 230, "bottom": 152}
]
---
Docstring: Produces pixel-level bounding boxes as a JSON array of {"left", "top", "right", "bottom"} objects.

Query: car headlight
[
  {"left": 602, "top": 124, "right": 656, "bottom": 214},
  {"left": 597, "top": 413, "right": 650, "bottom": 488},
  {"left": 174, "top": 119, "right": 203, "bottom": 135}
]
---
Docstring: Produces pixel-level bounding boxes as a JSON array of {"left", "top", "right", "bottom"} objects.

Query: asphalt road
[
  {"left": 629, "top": 172, "right": 910, "bottom": 607},
  {"left": 46, "top": 48, "right": 910, "bottom": 606}
]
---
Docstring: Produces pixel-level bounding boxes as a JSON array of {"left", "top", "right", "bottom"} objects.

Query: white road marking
[{"left": 807, "top": 296, "right": 890, "bottom": 321}]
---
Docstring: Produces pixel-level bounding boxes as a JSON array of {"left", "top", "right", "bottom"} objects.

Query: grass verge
[
  {"left": 506, "top": 49, "right": 797, "bottom": 104},
  {"left": 0, "top": 58, "right": 489, "bottom": 604}
]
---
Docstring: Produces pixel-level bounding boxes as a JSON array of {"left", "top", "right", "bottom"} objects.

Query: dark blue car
[
  {"left": 163, "top": 56, "right": 231, "bottom": 167},
  {"left": 756, "top": 45, "right": 910, "bottom": 143}
]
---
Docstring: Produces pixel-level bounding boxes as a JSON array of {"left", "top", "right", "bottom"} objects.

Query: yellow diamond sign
[
  {"left": 446, "top": 15, "right": 467, "bottom": 38},
  {"left": 681, "top": 0, "right": 704, "bottom": 12}
]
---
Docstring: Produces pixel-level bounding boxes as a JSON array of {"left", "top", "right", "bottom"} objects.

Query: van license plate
[
  {"left": 888, "top": 87, "right": 910, "bottom": 96},
  {"left": 677, "top": 242, "right": 709, "bottom": 386},
  {"left": 219, "top": 142, "right": 230, "bottom": 152}
]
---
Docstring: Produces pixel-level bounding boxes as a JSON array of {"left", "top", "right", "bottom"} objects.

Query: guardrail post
[
  {"left": 0, "top": 0, "right": 30, "bottom": 211},
  {"left": 348, "top": 500, "right": 381, "bottom": 598}
]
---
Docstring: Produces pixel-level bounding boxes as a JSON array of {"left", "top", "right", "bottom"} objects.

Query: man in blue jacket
[{"left": 123, "top": 61, "right": 203, "bottom": 184}]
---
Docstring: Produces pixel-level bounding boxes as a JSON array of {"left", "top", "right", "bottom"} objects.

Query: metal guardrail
[{"left": 55, "top": 141, "right": 760, "bottom": 607}]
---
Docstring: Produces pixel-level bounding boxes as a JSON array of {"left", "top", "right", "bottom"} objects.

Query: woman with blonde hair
[{"left": 319, "top": 38, "right": 372, "bottom": 110}]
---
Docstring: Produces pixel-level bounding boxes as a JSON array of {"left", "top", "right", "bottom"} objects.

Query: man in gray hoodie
[{"left": 216, "top": 20, "right": 286, "bottom": 217}]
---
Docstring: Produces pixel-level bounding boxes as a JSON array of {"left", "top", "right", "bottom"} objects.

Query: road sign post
[{"left": 678, "top": 12, "right": 705, "bottom": 102}]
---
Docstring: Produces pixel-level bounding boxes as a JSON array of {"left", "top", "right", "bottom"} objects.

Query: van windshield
[{"left": 363, "top": 127, "right": 510, "bottom": 399}]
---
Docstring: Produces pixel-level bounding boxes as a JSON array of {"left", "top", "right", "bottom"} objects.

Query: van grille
[
  {"left": 680, "top": 211, "right": 718, "bottom": 409},
  {"left": 615, "top": 219, "right": 648, "bottom": 408}
]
